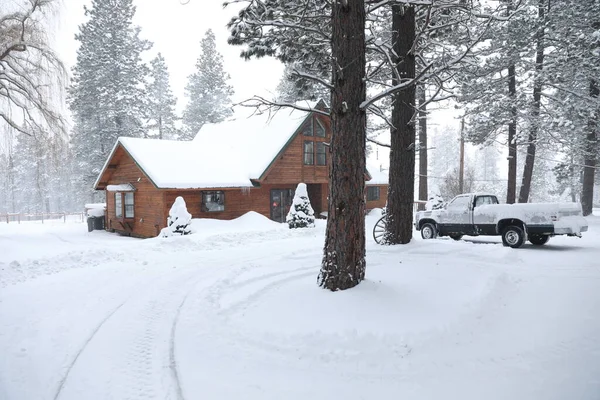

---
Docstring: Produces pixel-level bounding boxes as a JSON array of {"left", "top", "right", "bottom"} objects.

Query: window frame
[
  {"left": 303, "top": 140, "right": 314, "bottom": 165},
  {"left": 302, "top": 120, "right": 313, "bottom": 136},
  {"left": 115, "top": 192, "right": 123, "bottom": 218},
  {"left": 315, "top": 118, "right": 326, "bottom": 137},
  {"left": 201, "top": 190, "right": 226, "bottom": 212},
  {"left": 316, "top": 142, "right": 327, "bottom": 165},
  {"left": 366, "top": 186, "right": 380, "bottom": 201},
  {"left": 114, "top": 191, "right": 134, "bottom": 219}
]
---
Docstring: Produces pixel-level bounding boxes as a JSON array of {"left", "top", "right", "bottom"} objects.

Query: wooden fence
[{"left": 0, "top": 212, "right": 85, "bottom": 224}]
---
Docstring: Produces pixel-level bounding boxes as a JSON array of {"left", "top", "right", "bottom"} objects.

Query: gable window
[
  {"left": 114, "top": 192, "right": 134, "bottom": 218},
  {"left": 303, "top": 141, "right": 314, "bottom": 165},
  {"left": 316, "top": 142, "right": 327, "bottom": 165},
  {"left": 366, "top": 186, "right": 380, "bottom": 201},
  {"left": 315, "top": 119, "right": 326, "bottom": 137},
  {"left": 302, "top": 120, "right": 313, "bottom": 136},
  {"left": 202, "top": 191, "right": 225, "bottom": 212}
]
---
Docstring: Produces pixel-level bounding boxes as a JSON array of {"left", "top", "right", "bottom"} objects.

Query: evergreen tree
[
  {"left": 276, "top": 63, "right": 330, "bottom": 103},
  {"left": 147, "top": 53, "right": 178, "bottom": 140},
  {"left": 182, "top": 30, "right": 234, "bottom": 140},
  {"left": 161, "top": 196, "right": 192, "bottom": 237},
  {"left": 69, "top": 0, "right": 151, "bottom": 203},
  {"left": 286, "top": 183, "right": 315, "bottom": 228}
]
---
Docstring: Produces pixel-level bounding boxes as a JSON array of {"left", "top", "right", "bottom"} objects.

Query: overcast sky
[{"left": 53, "top": 0, "right": 285, "bottom": 112}]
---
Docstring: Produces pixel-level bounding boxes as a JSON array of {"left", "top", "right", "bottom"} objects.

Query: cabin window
[
  {"left": 302, "top": 120, "right": 313, "bottom": 136},
  {"left": 202, "top": 191, "right": 225, "bottom": 212},
  {"left": 124, "top": 192, "right": 134, "bottom": 218},
  {"left": 114, "top": 192, "right": 134, "bottom": 218},
  {"left": 315, "top": 119, "right": 326, "bottom": 137},
  {"left": 316, "top": 142, "right": 327, "bottom": 165},
  {"left": 115, "top": 193, "right": 122, "bottom": 218},
  {"left": 304, "top": 141, "right": 314, "bottom": 165},
  {"left": 367, "top": 186, "right": 380, "bottom": 201}
]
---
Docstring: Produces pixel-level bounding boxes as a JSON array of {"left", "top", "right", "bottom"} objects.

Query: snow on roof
[
  {"left": 112, "top": 106, "right": 312, "bottom": 189},
  {"left": 106, "top": 183, "right": 136, "bottom": 192},
  {"left": 366, "top": 161, "right": 389, "bottom": 185}
]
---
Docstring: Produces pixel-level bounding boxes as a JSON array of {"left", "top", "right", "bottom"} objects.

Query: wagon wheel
[{"left": 373, "top": 216, "right": 387, "bottom": 244}]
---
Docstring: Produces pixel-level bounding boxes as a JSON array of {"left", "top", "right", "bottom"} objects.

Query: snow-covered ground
[{"left": 1, "top": 211, "right": 600, "bottom": 400}]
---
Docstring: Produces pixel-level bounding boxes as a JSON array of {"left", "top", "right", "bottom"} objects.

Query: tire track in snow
[{"left": 52, "top": 300, "right": 126, "bottom": 400}]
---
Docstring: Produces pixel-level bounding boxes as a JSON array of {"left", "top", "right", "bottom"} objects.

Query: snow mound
[
  {"left": 190, "top": 211, "right": 282, "bottom": 235},
  {"left": 234, "top": 211, "right": 282, "bottom": 228}
]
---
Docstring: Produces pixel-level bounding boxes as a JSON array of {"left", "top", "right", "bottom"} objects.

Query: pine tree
[
  {"left": 161, "top": 196, "right": 192, "bottom": 237},
  {"left": 286, "top": 183, "right": 315, "bottom": 228},
  {"left": 69, "top": 0, "right": 151, "bottom": 203},
  {"left": 182, "top": 30, "right": 234, "bottom": 140},
  {"left": 276, "top": 64, "right": 330, "bottom": 103},
  {"left": 147, "top": 53, "right": 178, "bottom": 140}
]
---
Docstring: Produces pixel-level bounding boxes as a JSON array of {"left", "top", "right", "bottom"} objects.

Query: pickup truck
[{"left": 414, "top": 193, "right": 588, "bottom": 248}]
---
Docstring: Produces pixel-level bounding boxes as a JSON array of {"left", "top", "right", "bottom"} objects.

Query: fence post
[
  {"left": 41, "top": 213, "right": 44, "bottom": 224},
  {"left": 18, "top": 214, "right": 20, "bottom": 224},
  {"left": 64, "top": 213, "right": 66, "bottom": 223}
]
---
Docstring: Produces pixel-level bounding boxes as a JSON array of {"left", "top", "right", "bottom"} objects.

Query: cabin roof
[{"left": 94, "top": 99, "right": 389, "bottom": 190}]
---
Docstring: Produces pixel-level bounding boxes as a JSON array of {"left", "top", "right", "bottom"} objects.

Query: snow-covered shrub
[
  {"left": 425, "top": 194, "right": 445, "bottom": 211},
  {"left": 161, "top": 196, "right": 192, "bottom": 237},
  {"left": 286, "top": 183, "right": 315, "bottom": 229}
]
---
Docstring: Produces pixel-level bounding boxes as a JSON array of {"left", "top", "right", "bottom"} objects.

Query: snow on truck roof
[{"left": 94, "top": 100, "right": 388, "bottom": 189}]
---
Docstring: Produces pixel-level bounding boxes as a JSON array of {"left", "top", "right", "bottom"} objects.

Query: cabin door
[{"left": 270, "top": 189, "right": 294, "bottom": 223}]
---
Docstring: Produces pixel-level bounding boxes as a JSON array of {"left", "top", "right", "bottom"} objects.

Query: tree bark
[
  {"left": 518, "top": 0, "right": 546, "bottom": 203},
  {"left": 384, "top": 4, "right": 416, "bottom": 245},
  {"left": 506, "top": 2, "right": 517, "bottom": 204},
  {"left": 581, "top": 78, "right": 599, "bottom": 216},
  {"left": 459, "top": 118, "right": 465, "bottom": 193},
  {"left": 318, "top": 0, "right": 366, "bottom": 291},
  {"left": 506, "top": 61, "right": 517, "bottom": 204},
  {"left": 418, "top": 85, "right": 427, "bottom": 210}
]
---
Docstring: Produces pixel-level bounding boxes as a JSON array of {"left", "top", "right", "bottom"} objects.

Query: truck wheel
[
  {"left": 449, "top": 234, "right": 463, "bottom": 241},
  {"left": 421, "top": 223, "right": 438, "bottom": 240},
  {"left": 529, "top": 234, "right": 549, "bottom": 246},
  {"left": 501, "top": 225, "right": 525, "bottom": 248}
]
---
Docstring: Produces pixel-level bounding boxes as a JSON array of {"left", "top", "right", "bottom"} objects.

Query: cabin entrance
[
  {"left": 270, "top": 188, "right": 294, "bottom": 223},
  {"left": 306, "top": 183, "right": 325, "bottom": 216}
]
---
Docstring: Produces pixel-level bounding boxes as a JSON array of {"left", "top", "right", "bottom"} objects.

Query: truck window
[
  {"left": 475, "top": 196, "right": 499, "bottom": 207},
  {"left": 448, "top": 196, "right": 470, "bottom": 210}
]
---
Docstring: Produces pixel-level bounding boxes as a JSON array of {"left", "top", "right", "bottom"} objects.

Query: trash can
[
  {"left": 94, "top": 216, "right": 105, "bottom": 230},
  {"left": 87, "top": 216, "right": 105, "bottom": 232},
  {"left": 87, "top": 216, "right": 95, "bottom": 232}
]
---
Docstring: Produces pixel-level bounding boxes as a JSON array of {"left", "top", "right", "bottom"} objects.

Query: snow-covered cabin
[{"left": 94, "top": 100, "right": 388, "bottom": 238}]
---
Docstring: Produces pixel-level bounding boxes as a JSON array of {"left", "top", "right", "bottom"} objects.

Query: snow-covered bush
[
  {"left": 161, "top": 196, "right": 192, "bottom": 237},
  {"left": 286, "top": 183, "right": 315, "bottom": 229},
  {"left": 426, "top": 194, "right": 446, "bottom": 211}
]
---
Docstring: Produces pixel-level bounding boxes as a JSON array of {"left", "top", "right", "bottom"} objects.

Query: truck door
[
  {"left": 472, "top": 195, "right": 499, "bottom": 235},
  {"left": 438, "top": 195, "right": 473, "bottom": 234}
]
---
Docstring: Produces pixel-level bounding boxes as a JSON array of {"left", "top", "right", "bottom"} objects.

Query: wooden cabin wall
[{"left": 105, "top": 149, "right": 165, "bottom": 238}]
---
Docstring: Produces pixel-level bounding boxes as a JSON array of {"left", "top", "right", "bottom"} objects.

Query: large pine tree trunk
[
  {"left": 318, "top": 0, "right": 366, "bottom": 291},
  {"left": 507, "top": 62, "right": 518, "bottom": 204},
  {"left": 505, "top": 0, "right": 517, "bottom": 204},
  {"left": 581, "top": 78, "right": 599, "bottom": 216},
  {"left": 384, "top": 4, "right": 416, "bottom": 245},
  {"left": 418, "top": 86, "right": 427, "bottom": 210},
  {"left": 518, "top": 0, "right": 546, "bottom": 203}
]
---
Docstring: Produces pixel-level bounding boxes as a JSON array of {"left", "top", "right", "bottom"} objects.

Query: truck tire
[
  {"left": 501, "top": 225, "right": 525, "bottom": 248},
  {"left": 529, "top": 234, "right": 549, "bottom": 246},
  {"left": 421, "top": 223, "right": 438, "bottom": 240}
]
